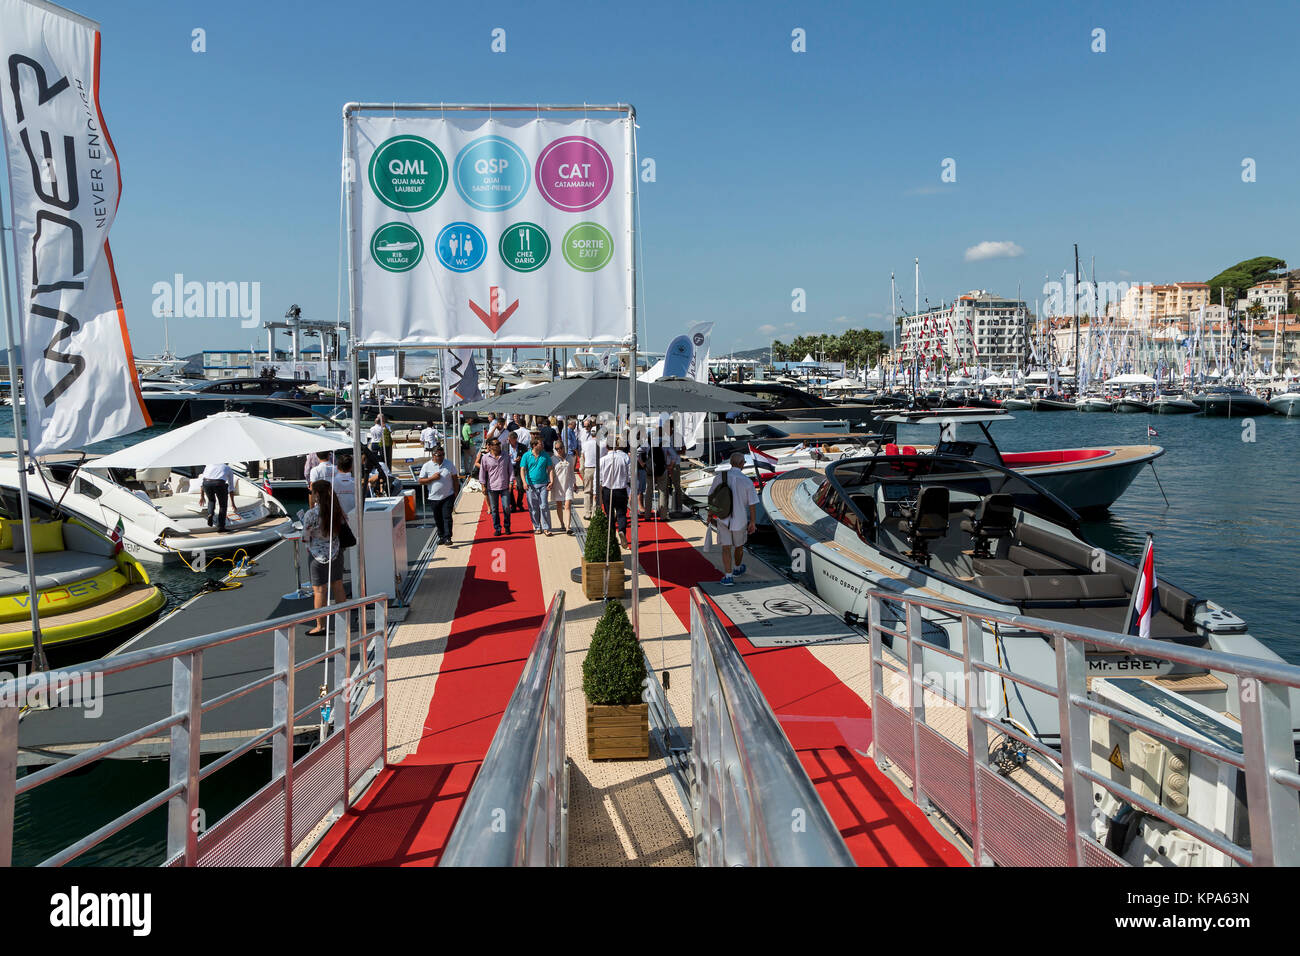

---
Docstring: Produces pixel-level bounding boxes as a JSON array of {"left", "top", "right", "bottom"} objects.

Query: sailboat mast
[{"left": 1072, "top": 243, "right": 1080, "bottom": 392}]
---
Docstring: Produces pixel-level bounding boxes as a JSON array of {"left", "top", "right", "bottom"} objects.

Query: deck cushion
[{"left": 0, "top": 552, "right": 117, "bottom": 596}]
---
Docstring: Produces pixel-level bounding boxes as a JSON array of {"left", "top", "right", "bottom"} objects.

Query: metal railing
[
  {"left": 442, "top": 592, "right": 567, "bottom": 866},
  {"left": 866, "top": 589, "right": 1300, "bottom": 867},
  {"left": 690, "top": 588, "right": 855, "bottom": 866},
  {"left": 0, "top": 594, "right": 389, "bottom": 867}
]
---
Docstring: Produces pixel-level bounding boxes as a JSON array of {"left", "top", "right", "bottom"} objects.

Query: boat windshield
[{"left": 827, "top": 454, "right": 1080, "bottom": 531}]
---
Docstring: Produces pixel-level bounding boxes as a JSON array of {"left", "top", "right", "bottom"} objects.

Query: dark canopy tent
[{"left": 454, "top": 373, "right": 753, "bottom": 416}]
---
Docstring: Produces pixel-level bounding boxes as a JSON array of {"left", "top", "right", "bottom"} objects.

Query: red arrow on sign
[{"left": 468, "top": 286, "right": 519, "bottom": 333}]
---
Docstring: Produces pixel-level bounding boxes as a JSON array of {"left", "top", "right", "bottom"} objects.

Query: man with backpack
[
  {"left": 707, "top": 451, "right": 759, "bottom": 586},
  {"left": 649, "top": 441, "right": 670, "bottom": 521}
]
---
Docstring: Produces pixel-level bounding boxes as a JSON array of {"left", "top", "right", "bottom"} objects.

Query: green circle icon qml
[
  {"left": 562, "top": 222, "right": 614, "bottom": 272},
  {"left": 370, "top": 223, "right": 424, "bottom": 273},
  {"left": 500, "top": 222, "right": 550, "bottom": 273},
  {"left": 369, "top": 136, "right": 448, "bottom": 212}
]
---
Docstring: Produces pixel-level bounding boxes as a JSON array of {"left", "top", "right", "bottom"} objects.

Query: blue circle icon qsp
[
  {"left": 454, "top": 136, "right": 530, "bottom": 211},
  {"left": 435, "top": 222, "right": 487, "bottom": 273}
]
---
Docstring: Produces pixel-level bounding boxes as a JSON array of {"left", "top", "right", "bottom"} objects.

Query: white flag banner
[
  {"left": 0, "top": 0, "right": 148, "bottom": 454},
  {"left": 683, "top": 321, "right": 714, "bottom": 450},
  {"left": 441, "top": 346, "right": 481, "bottom": 406},
  {"left": 347, "top": 109, "right": 634, "bottom": 348}
]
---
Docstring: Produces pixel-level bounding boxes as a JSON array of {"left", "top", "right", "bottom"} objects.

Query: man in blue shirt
[{"left": 519, "top": 437, "right": 555, "bottom": 535}]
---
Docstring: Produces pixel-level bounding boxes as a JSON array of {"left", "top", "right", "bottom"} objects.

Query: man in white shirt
[
  {"left": 420, "top": 420, "right": 437, "bottom": 452},
  {"left": 199, "top": 461, "right": 236, "bottom": 531},
  {"left": 580, "top": 422, "right": 600, "bottom": 519},
  {"left": 308, "top": 452, "right": 336, "bottom": 486},
  {"left": 708, "top": 452, "right": 759, "bottom": 586},
  {"left": 418, "top": 446, "right": 460, "bottom": 545},
  {"left": 598, "top": 438, "right": 632, "bottom": 546}
]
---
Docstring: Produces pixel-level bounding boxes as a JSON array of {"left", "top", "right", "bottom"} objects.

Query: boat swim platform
[
  {"left": 308, "top": 488, "right": 965, "bottom": 867},
  {"left": 13, "top": 520, "right": 442, "bottom": 769}
]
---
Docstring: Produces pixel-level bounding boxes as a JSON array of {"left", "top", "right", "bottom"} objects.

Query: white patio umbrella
[
  {"left": 86, "top": 412, "right": 353, "bottom": 470},
  {"left": 825, "top": 377, "right": 863, "bottom": 391}
]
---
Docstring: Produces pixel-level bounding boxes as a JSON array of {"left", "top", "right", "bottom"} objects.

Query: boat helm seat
[
  {"left": 898, "top": 486, "right": 949, "bottom": 564},
  {"left": 960, "top": 493, "right": 1016, "bottom": 558}
]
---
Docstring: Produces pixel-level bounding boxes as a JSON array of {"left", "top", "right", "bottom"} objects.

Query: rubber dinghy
[{"left": 0, "top": 517, "right": 165, "bottom": 661}]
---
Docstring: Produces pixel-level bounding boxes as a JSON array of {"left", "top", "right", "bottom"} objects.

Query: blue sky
[{"left": 14, "top": 0, "right": 1298, "bottom": 358}]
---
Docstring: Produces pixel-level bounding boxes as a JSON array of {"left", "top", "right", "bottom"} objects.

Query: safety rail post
[
  {"left": 867, "top": 593, "right": 885, "bottom": 775},
  {"left": 905, "top": 601, "right": 927, "bottom": 809},
  {"left": 961, "top": 613, "right": 991, "bottom": 866},
  {"left": 339, "top": 608, "right": 352, "bottom": 811},
  {"left": 1054, "top": 632, "right": 1092, "bottom": 866},
  {"left": 273, "top": 627, "right": 295, "bottom": 865},
  {"left": 378, "top": 600, "right": 389, "bottom": 768},
  {"left": 166, "top": 651, "right": 203, "bottom": 865},
  {"left": 0, "top": 697, "right": 15, "bottom": 867},
  {"left": 1239, "top": 675, "right": 1300, "bottom": 866}
]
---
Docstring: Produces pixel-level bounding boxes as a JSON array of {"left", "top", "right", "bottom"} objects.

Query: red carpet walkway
[
  {"left": 636, "top": 517, "right": 967, "bottom": 867},
  {"left": 308, "top": 501, "right": 543, "bottom": 866}
]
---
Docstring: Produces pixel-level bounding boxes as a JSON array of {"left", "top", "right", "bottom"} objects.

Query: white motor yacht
[{"left": 0, "top": 450, "right": 292, "bottom": 567}]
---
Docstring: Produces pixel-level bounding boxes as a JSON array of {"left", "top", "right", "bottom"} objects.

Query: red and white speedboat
[{"left": 876, "top": 410, "right": 1163, "bottom": 515}]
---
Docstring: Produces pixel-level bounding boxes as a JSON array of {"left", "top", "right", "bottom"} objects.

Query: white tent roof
[
  {"left": 824, "top": 377, "right": 862, "bottom": 390},
  {"left": 1104, "top": 373, "right": 1157, "bottom": 386},
  {"left": 87, "top": 412, "right": 353, "bottom": 469}
]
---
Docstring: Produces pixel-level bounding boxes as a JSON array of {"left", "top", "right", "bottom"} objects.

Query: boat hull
[
  {"left": 1152, "top": 398, "right": 1199, "bottom": 414},
  {"left": 1002, "top": 445, "right": 1164, "bottom": 515},
  {"left": 1077, "top": 399, "right": 1113, "bottom": 412},
  {"left": 1112, "top": 399, "right": 1151, "bottom": 413},
  {"left": 1199, "top": 394, "right": 1271, "bottom": 418},
  {"left": 1268, "top": 394, "right": 1300, "bottom": 417}
]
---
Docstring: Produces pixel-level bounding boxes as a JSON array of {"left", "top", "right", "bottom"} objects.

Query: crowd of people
[
  {"left": 295, "top": 407, "right": 756, "bottom": 630},
  {"left": 465, "top": 413, "right": 687, "bottom": 546}
]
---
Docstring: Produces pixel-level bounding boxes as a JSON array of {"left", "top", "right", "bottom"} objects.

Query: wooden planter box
[
  {"left": 586, "top": 701, "right": 649, "bottom": 760},
  {"left": 581, "top": 560, "right": 625, "bottom": 600}
]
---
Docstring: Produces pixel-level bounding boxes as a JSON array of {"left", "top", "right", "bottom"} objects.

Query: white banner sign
[
  {"left": 441, "top": 347, "right": 480, "bottom": 406},
  {"left": 347, "top": 110, "right": 634, "bottom": 348},
  {"left": 0, "top": 0, "right": 148, "bottom": 454},
  {"left": 684, "top": 321, "right": 713, "bottom": 450}
]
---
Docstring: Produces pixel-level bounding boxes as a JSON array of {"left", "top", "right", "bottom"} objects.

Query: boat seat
[
  {"left": 971, "top": 557, "right": 1025, "bottom": 577},
  {"left": 1008, "top": 544, "right": 1074, "bottom": 572},
  {"left": 960, "top": 493, "right": 1015, "bottom": 557},
  {"left": 0, "top": 552, "right": 117, "bottom": 597},
  {"left": 898, "top": 486, "right": 949, "bottom": 564},
  {"left": 157, "top": 498, "right": 205, "bottom": 519},
  {"left": 973, "top": 572, "right": 1127, "bottom": 606}
]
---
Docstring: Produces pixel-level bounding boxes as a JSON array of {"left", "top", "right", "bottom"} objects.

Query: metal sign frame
[{"left": 340, "top": 103, "right": 639, "bottom": 612}]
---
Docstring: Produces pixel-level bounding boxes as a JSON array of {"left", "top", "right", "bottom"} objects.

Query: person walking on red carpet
[
  {"left": 478, "top": 436, "right": 513, "bottom": 536},
  {"left": 708, "top": 451, "right": 759, "bottom": 586}
]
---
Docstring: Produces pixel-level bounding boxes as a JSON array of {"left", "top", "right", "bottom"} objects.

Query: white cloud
[
  {"left": 833, "top": 315, "right": 851, "bottom": 325},
  {"left": 964, "top": 240, "right": 1024, "bottom": 262},
  {"left": 757, "top": 324, "right": 778, "bottom": 335},
  {"left": 783, "top": 321, "right": 797, "bottom": 330}
]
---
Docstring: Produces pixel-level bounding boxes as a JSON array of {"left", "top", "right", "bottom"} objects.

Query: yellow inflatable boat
[{"left": 0, "top": 516, "right": 166, "bottom": 659}]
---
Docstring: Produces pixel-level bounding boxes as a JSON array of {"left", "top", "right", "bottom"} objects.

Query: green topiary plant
[
  {"left": 582, "top": 507, "right": 622, "bottom": 564},
  {"left": 582, "top": 599, "right": 645, "bottom": 705}
]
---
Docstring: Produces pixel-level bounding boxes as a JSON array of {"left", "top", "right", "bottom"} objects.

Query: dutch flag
[
  {"left": 1126, "top": 534, "right": 1161, "bottom": 640},
  {"left": 747, "top": 443, "right": 778, "bottom": 467}
]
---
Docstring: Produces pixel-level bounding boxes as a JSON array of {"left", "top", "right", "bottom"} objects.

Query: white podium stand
[{"left": 353, "top": 496, "right": 406, "bottom": 602}]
